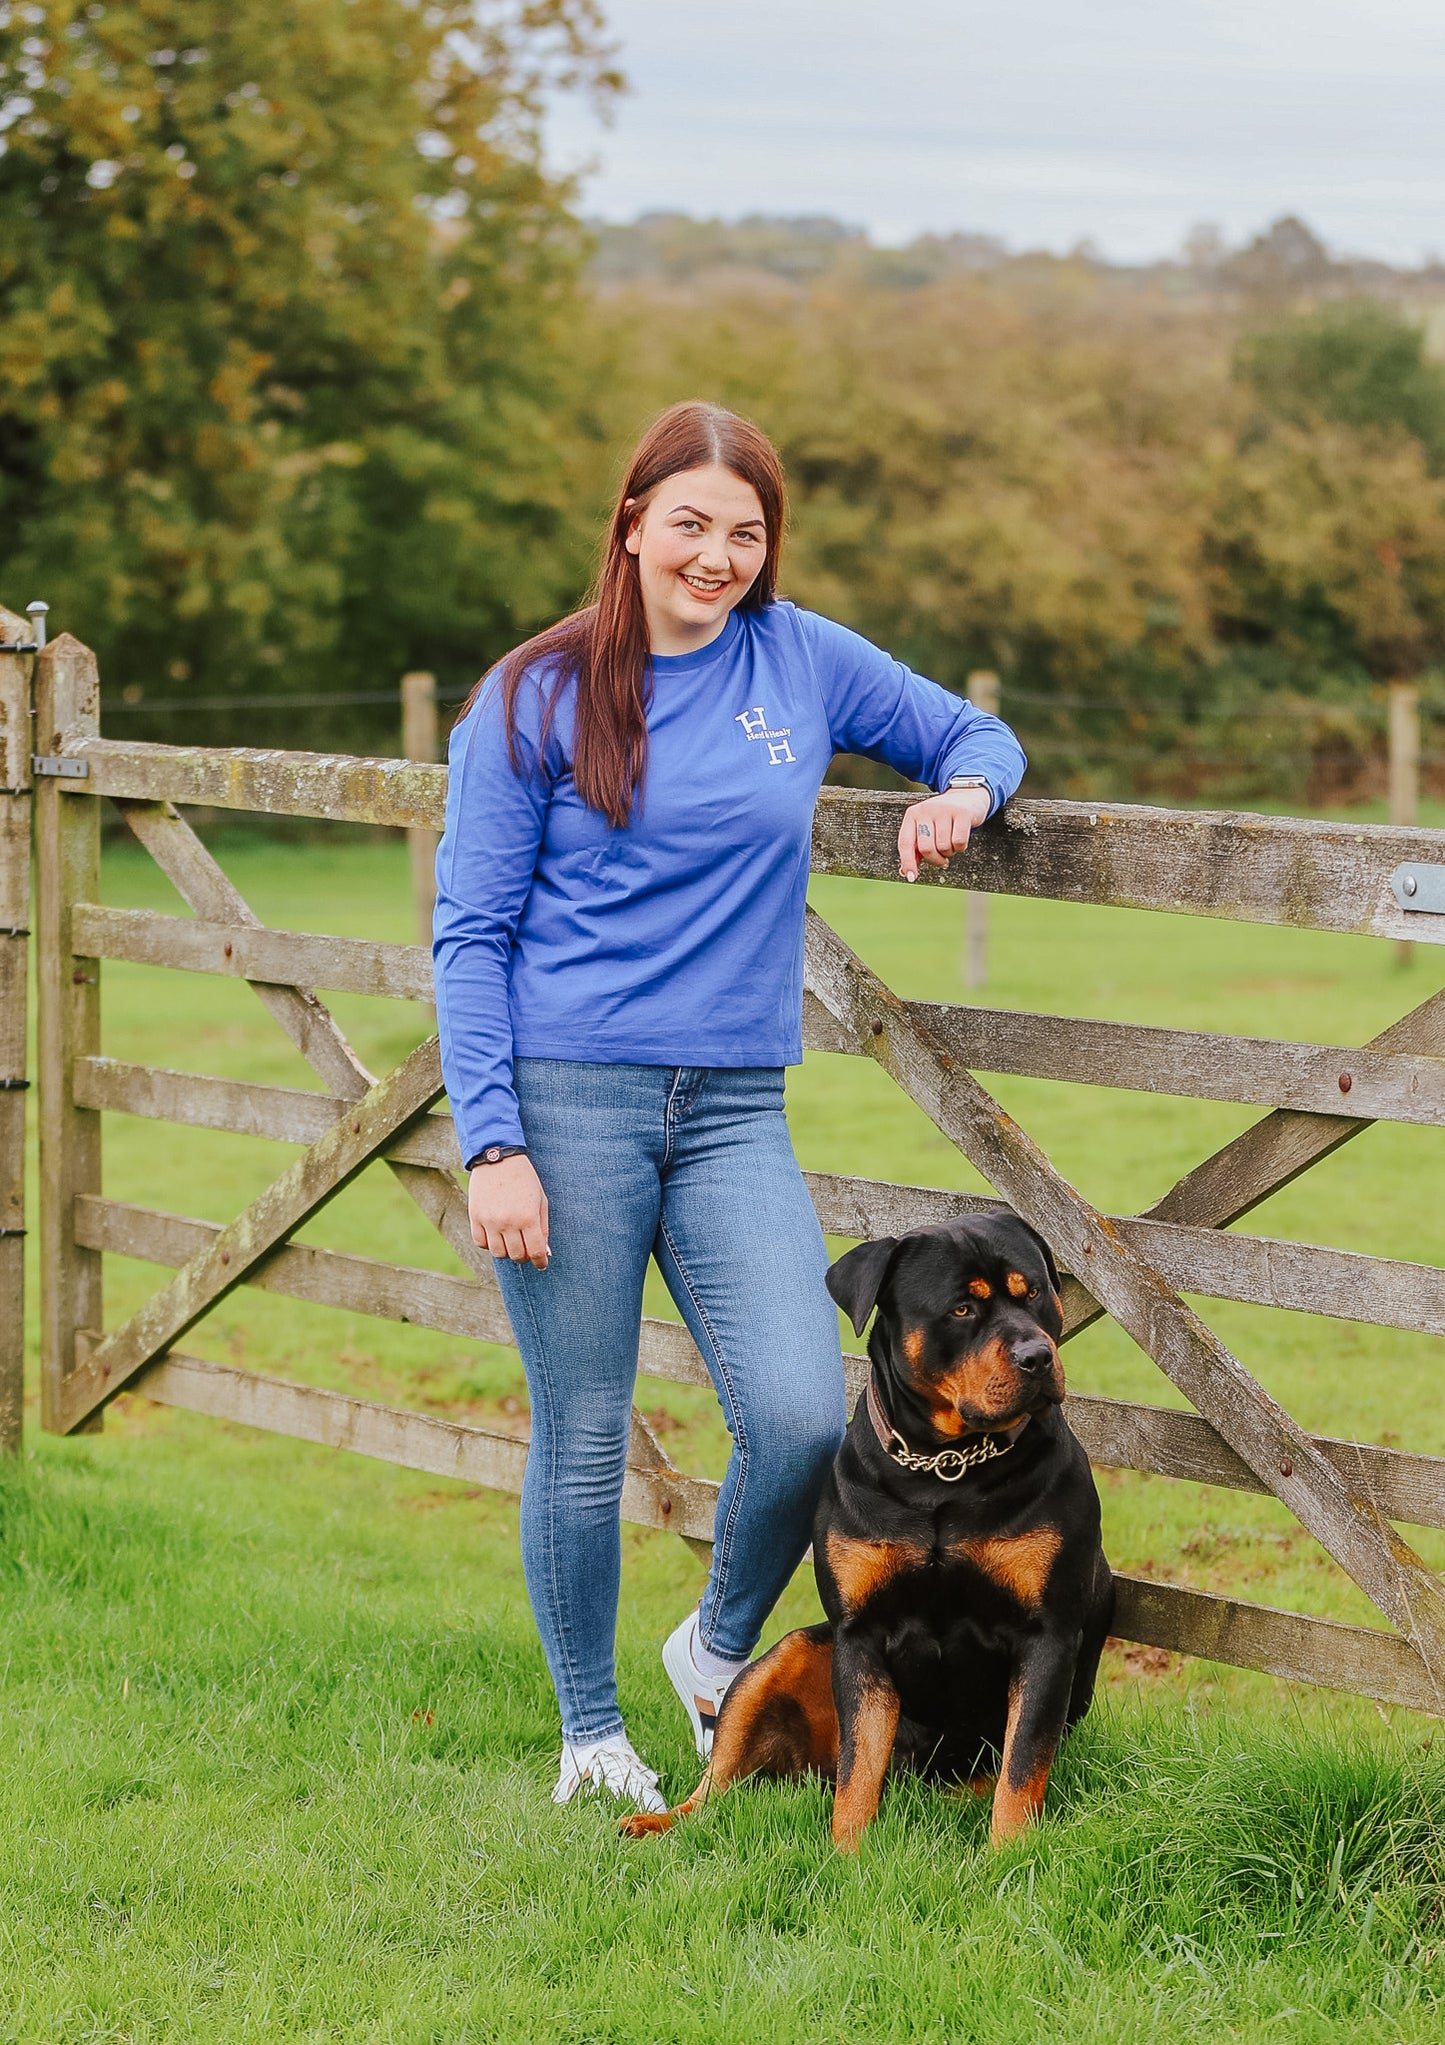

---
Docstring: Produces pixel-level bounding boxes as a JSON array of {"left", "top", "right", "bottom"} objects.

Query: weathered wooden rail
[{"left": 4, "top": 622, "right": 1445, "bottom": 1716}]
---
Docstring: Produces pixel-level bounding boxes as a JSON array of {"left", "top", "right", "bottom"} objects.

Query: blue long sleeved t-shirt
[{"left": 433, "top": 601, "right": 1026, "bottom": 1159}]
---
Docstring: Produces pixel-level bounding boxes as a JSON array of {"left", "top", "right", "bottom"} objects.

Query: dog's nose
[{"left": 1013, "top": 1338, "right": 1055, "bottom": 1377}]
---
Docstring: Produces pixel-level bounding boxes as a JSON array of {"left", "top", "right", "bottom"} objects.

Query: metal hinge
[
  {"left": 31, "top": 755, "right": 89, "bottom": 779},
  {"left": 1391, "top": 863, "right": 1445, "bottom": 915},
  {"left": 0, "top": 1077, "right": 30, "bottom": 1091},
  {"left": 0, "top": 1227, "right": 26, "bottom": 1239},
  {"left": 0, "top": 643, "right": 40, "bottom": 655},
  {"left": 0, "top": 926, "right": 28, "bottom": 940}
]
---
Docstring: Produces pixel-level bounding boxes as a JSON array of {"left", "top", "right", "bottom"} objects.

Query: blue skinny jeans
[{"left": 492, "top": 1059, "right": 846, "bottom": 1744}]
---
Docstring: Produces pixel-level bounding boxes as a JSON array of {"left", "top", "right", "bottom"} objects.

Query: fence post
[
  {"left": 963, "top": 671, "right": 1000, "bottom": 990},
  {"left": 0, "top": 605, "right": 36, "bottom": 1453},
  {"left": 401, "top": 671, "right": 439, "bottom": 948},
  {"left": 1390, "top": 680, "right": 1420, "bottom": 968},
  {"left": 34, "top": 634, "right": 103, "bottom": 1433}
]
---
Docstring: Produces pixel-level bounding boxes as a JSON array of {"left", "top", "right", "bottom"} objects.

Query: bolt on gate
[{"left": 5, "top": 618, "right": 1445, "bottom": 1715}]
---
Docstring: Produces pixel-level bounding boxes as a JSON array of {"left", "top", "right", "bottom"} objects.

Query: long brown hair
[{"left": 465, "top": 401, "right": 787, "bottom": 828}]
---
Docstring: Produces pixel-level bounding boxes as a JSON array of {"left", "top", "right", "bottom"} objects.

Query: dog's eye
[
  {"left": 951, "top": 1303, "right": 973, "bottom": 1318},
  {"left": 1027, "top": 1285, "right": 1039, "bottom": 1299}
]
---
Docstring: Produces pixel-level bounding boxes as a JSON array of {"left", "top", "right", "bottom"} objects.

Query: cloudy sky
[{"left": 545, "top": 0, "right": 1445, "bottom": 263}]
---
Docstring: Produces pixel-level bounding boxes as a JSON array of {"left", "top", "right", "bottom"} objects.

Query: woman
[{"left": 434, "top": 402, "right": 1026, "bottom": 1812}]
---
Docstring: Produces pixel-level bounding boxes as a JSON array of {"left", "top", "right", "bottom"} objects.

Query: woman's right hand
[{"left": 469, "top": 1155, "right": 550, "bottom": 1269}]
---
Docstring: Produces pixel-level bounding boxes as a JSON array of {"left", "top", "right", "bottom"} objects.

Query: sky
[{"left": 544, "top": 0, "right": 1445, "bottom": 265}]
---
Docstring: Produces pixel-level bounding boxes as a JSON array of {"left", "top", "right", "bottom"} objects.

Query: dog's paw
[{"left": 618, "top": 1808, "right": 677, "bottom": 1838}]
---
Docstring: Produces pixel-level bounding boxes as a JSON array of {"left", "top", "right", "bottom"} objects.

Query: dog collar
[{"left": 865, "top": 1374, "right": 1026, "bottom": 1482}]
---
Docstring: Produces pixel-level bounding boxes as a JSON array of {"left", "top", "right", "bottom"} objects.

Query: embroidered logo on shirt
[{"left": 735, "top": 705, "right": 796, "bottom": 766}]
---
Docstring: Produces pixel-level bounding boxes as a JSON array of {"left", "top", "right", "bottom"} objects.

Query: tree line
[{"left": 4, "top": 1, "right": 1444, "bottom": 803}]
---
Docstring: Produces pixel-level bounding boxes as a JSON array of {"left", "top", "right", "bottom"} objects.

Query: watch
[
  {"left": 467, "top": 1144, "right": 529, "bottom": 1168},
  {"left": 945, "top": 775, "right": 991, "bottom": 798}
]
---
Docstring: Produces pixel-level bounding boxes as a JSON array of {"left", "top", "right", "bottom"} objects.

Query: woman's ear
[
  {"left": 623, "top": 498, "right": 642, "bottom": 557},
  {"left": 825, "top": 1237, "right": 899, "bottom": 1337}
]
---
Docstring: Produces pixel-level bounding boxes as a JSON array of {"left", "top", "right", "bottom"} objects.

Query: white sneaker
[
  {"left": 551, "top": 1732, "right": 666, "bottom": 1814},
  {"left": 663, "top": 1612, "right": 747, "bottom": 1761}
]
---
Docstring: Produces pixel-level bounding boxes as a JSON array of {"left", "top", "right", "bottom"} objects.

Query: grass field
[{"left": 3, "top": 812, "right": 1445, "bottom": 2041}]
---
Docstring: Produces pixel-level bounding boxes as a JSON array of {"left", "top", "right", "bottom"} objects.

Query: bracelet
[{"left": 467, "top": 1144, "right": 529, "bottom": 1168}]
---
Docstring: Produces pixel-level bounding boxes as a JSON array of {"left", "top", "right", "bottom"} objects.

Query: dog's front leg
[
  {"left": 990, "top": 1632, "right": 1079, "bottom": 1847},
  {"left": 830, "top": 1632, "right": 900, "bottom": 1853}
]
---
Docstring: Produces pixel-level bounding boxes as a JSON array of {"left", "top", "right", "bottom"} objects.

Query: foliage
[
  {"left": 1237, "top": 301, "right": 1445, "bottom": 470},
  {"left": 585, "top": 271, "right": 1445, "bottom": 800},
  {"left": 6, "top": 68, "right": 1445, "bottom": 801},
  {"left": 1206, "top": 417, "right": 1445, "bottom": 685},
  {"left": 590, "top": 209, "right": 868, "bottom": 287},
  {"left": 0, "top": 0, "right": 619, "bottom": 743}
]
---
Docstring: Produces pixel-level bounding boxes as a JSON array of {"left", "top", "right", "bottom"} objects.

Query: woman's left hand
[{"left": 898, "top": 785, "right": 992, "bottom": 881}]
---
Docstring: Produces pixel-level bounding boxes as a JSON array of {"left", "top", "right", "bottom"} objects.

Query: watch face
[{"left": 485, "top": 1147, "right": 501, "bottom": 1163}]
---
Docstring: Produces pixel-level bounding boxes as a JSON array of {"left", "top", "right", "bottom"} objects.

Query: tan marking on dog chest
[
  {"left": 953, "top": 1527, "right": 1062, "bottom": 1608},
  {"left": 826, "top": 1530, "right": 927, "bottom": 1611}
]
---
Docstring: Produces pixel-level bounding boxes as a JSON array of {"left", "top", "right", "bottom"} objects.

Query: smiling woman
[
  {"left": 625, "top": 472, "right": 769, "bottom": 649},
  {"left": 432, "top": 400, "right": 1027, "bottom": 1819}
]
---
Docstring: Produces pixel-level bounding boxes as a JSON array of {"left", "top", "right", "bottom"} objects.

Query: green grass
[{"left": 3, "top": 820, "right": 1444, "bottom": 2041}]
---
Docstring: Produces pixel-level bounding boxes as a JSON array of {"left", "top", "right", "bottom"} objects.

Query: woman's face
[{"left": 624, "top": 463, "right": 768, "bottom": 655}]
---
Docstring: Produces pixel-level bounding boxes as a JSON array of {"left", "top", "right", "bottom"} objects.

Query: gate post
[
  {"left": 401, "top": 670, "right": 439, "bottom": 946},
  {"left": 0, "top": 606, "right": 36, "bottom": 1453},
  {"left": 34, "top": 635, "right": 103, "bottom": 1433}
]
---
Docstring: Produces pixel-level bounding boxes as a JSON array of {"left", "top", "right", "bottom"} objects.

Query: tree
[
  {"left": 1205, "top": 420, "right": 1445, "bottom": 683},
  {"left": 588, "top": 276, "right": 1220, "bottom": 697},
  {"left": 1236, "top": 301, "right": 1445, "bottom": 474},
  {"left": 0, "top": 0, "right": 619, "bottom": 741},
  {"left": 1220, "top": 215, "right": 1336, "bottom": 300}
]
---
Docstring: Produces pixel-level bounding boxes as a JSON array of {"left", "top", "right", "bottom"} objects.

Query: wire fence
[
  {"left": 92, "top": 677, "right": 1445, "bottom": 775},
  {"left": 101, "top": 688, "right": 475, "bottom": 715}
]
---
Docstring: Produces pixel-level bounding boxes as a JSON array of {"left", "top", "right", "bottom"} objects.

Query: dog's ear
[
  {"left": 1007, "top": 1213, "right": 1061, "bottom": 1295},
  {"left": 825, "top": 1237, "right": 900, "bottom": 1337}
]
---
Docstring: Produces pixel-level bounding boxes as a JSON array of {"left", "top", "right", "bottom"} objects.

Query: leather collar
[{"left": 865, "top": 1373, "right": 1029, "bottom": 1483}]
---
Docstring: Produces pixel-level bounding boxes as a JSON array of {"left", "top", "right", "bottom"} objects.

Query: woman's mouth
[{"left": 679, "top": 572, "right": 728, "bottom": 600}]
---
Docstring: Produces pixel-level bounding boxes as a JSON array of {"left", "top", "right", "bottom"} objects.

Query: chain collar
[{"left": 865, "top": 1375, "right": 1023, "bottom": 1483}]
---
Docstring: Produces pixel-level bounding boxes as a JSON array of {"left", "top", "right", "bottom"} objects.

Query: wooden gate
[{"left": 7, "top": 620, "right": 1445, "bottom": 1714}]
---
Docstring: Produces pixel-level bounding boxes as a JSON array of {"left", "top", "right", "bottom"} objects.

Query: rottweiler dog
[{"left": 623, "top": 1212, "right": 1113, "bottom": 1851}]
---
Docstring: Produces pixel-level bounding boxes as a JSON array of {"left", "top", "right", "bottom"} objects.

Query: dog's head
[{"left": 826, "top": 1212, "right": 1065, "bottom": 1438}]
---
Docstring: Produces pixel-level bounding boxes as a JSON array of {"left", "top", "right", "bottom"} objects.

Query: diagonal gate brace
[
  {"left": 60, "top": 1032, "right": 446, "bottom": 1431},
  {"left": 113, "top": 799, "right": 491, "bottom": 1286},
  {"left": 803, "top": 906, "right": 1445, "bottom": 1699},
  {"left": 103, "top": 800, "right": 705, "bottom": 1555}
]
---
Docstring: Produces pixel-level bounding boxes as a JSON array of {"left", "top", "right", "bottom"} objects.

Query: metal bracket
[
  {"left": 0, "top": 1077, "right": 30, "bottom": 1091},
  {"left": 0, "top": 642, "right": 40, "bottom": 655},
  {"left": 31, "top": 755, "right": 89, "bottom": 780},
  {"left": 0, "top": 927, "right": 28, "bottom": 940},
  {"left": 1391, "top": 863, "right": 1445, "bottom": 915},
  {"left": 0, "top": 1227, "right": 26, "bottom": 1239}
]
